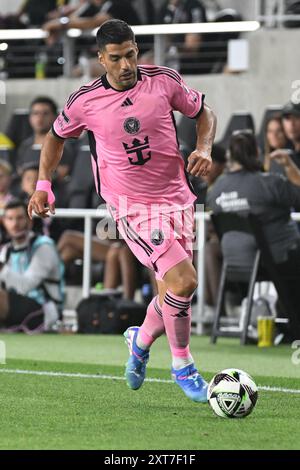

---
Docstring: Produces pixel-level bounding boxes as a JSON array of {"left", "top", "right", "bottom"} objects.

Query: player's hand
[
  {"left": 269, "top": 149, "right": 293, "bottom": 168},
  {"left": 27, "top": 191, "right": 56, "bottom": 220},
  {"left": 187, "top": 149, "right": 212, "bottom": 177}
]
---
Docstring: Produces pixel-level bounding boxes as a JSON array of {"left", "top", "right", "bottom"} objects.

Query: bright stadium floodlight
[
  {"left": 92, "top": 21, "right": 260, "bottom": 36},
  {"left": 0, "top": 29, "right": 48, "bottom": 40}
]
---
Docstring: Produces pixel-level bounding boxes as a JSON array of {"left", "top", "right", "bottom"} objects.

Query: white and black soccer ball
[{"left": 208, "top": 368, "right": 258, "bottom": 418}]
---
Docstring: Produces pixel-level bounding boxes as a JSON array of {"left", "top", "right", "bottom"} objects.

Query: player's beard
[{"left": 119, "top": 70, "right": 137, "bottom": 89}]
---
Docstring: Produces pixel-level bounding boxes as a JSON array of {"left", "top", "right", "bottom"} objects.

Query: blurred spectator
[
  {"left": 0, "top": 199, "right": 64, "bottom": 333},
  {"left": 43, "top": 0, "right": 141, "bottom": 35},
  {"left": 43, "top": 0, "right": 142, "bottom": 76},
  {"left": 157, "top": 0, "right": 207, "bottom": 74},
  {"left": 0, "top": 160, "right": 14, "bottom": 245},
  {"left": 282, "top": 101, "right": 300, "bottom": 167},
  {"left": 58, "top": 229, "right": 138, "bottom": 299},
  {"left": 207, "top": 130, "right": 300, "bottom": 340},
  {"left": 18, "top": 161, "right": 69, "bottom": 241},
  {"left": 16, "top": 97, "right": 74, "bottom": 181},
  {"left": 19, "top": 161, "right": 40, "bottom": 199},
  {"left": 132, "top": 0, "right": 156, "bottom": 25},
  {"left": 263, "top": 114, "right": 288, "bottom": 171},
  {"left": 0, "top": 1, "right": 72, "bottom": 29},
  {"left": 0, "top": 160, "right": 14, "bottom": 210}
]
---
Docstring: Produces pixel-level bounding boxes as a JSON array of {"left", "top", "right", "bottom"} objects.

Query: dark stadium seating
[
  {"left": 67, "top": 144, "right": 104, "bottom": 209},
  {"left": 217, "top": 112, "right": 255, "bottom": 150},
  {"left": 5, "top": 109, "right": 32, "bottom": 148}
]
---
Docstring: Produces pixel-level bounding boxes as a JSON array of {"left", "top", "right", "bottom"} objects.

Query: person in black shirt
[
  {"left": 207, "top": 130, "right": 300, "bottom": 340},
  {"left": 157, "top": 0, "right": 207, "bottom": 74},
  {"left": 43, "top": 0, "right": 141, "bottom": 35},
  {"left": 267, "top": 103, "right": 300, "bottom": 179},
  {"left": 282, "top": 101, "right": 300, "bottom": 167}
]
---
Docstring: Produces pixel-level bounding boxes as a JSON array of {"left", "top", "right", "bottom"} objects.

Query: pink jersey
[{"left": 53, "top": 65, "right": 205, "bottom": 219}]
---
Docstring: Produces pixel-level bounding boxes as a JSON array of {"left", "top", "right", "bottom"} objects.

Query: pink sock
[
  {"left": 137, "top": 296, "right": 165, "bottom": 349},
  {"left": 162, "top": 289, "right": 193, "bottom": 359}
]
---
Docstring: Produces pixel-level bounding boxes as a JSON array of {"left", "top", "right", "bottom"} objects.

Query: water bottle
[
  {"left": 35, "top": 52, "right": 47, "bottom": 79},
  {"left": 142, "top": 283, "right": 153, "bottom": 305}
]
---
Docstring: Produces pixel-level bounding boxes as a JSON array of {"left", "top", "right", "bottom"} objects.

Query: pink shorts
[{"left": 112, "top": 204, "right": 196, "bottom": 281}]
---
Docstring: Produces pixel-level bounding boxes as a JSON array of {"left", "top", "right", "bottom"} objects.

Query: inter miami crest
[
  {"left": 151, "top": 229, "right": 164, "bottom": 246},
  {"left": 124, "top": 117, "right": 140, "bottom": 135}
]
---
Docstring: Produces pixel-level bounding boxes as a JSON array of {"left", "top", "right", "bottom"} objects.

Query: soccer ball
[{"left": 207, "top": 368, "right": 258, "bottom": 418}]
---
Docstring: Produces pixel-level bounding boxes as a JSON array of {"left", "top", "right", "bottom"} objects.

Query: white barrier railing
[
  {"left": 0, "top": 21, "right": 260, "bottom": 77},
  {"left": 48, "top": 208, "right": 300, "bottom": 335}
]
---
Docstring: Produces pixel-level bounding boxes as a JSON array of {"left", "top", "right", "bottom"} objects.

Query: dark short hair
[
  {"left": 229, "top": 130, "right": 262, "bottom": 172},
  {"left": 282, "top": 101, "right": 300, "bottom": 118},
  {"left": 4, "top": 198, "right": 28, "bottom": 215},
  {"left": 20, "top": 161, "right": 39, "bottom": 174},
  {"left": 96, "top": 19, "right": 135, "bottom": 50},
  {"left": 30, "top": 96, "right": 58, "bottom": 115}
]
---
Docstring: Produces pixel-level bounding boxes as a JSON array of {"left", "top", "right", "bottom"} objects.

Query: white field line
[{"left": 0, "top": 368, "right": 299, "bottom": 394}]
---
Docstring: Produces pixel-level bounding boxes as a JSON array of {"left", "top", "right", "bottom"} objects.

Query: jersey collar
[{"left": 101, "top": 69, "right": 142, "bottom": 92}]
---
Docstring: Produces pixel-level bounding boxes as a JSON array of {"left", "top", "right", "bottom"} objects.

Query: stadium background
[{"left": 0, "top": 0, "right": 300, "bottom": 452}]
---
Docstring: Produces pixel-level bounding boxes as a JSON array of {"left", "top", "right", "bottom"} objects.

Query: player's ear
[{"left": 98, "top": 51, "right": 106, "bottom": 68}]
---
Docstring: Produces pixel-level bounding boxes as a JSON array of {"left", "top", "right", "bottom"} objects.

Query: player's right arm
[
  {"left": 27, "top": 131, "right": 65, "bottom": 219},
  {"left": 28, "top": 93, "right": 86, "bottom": 220}
]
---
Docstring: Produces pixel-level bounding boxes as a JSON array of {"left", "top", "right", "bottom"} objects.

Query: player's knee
[{"left": 169, "top": 275, "right": 198, "bottom": 298}]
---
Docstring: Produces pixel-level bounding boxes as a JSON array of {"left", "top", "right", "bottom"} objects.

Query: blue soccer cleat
[
  {"left": 172, "top": 364, "right": 208, "bottom": 403},
  {"left": 124, "top": 326, "right": 149, "bottom": 390}
]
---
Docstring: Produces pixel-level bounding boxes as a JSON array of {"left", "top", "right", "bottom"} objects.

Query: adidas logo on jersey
[{"left": 121, "top": 98, "right": 133, "bottom": 107}]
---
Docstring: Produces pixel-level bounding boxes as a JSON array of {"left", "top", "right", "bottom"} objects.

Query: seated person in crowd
[
  {"left": 43, "top": 0, "right": 143, "bottom": 76},
  {"left": 263, "top": 114, "right": 289, "bottom": 171},
  {"left": 157, "top": 0, "right": 207, "bottom": 74},
  {"left": 43, "top": 0, "right": 141, "bottom": 37},
  {"left": 0, "top": 0, "right": 69, "bottom": 28},
  {"left": 16, "top": 97, "right": 74, "bottom": 181},
  {"left": 58, "top": 225, "right": 138, "bottom": 300},
  {"left": 0, "top": 160, "right": 14, "bottom": 245},
  {"left": 270, "top": 102, "right": 300, "bottom": 186},
  {"left": 0, "top": 160, "right": 14, "bottom": 210},
  {"left": 0, "top": 199, "right": 64, "bottom": 332},
  {"left": 281, "top": 101, "right": 300, "bottom": 167},
  {"left": 18, "top": 161, "right": 68, "bottom": 241},
  {"left": 207, "top": 130, "right": 300, "bottom": 341}
]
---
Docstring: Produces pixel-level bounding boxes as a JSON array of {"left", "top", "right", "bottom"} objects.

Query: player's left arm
[{"left": 187, "top": 104, "right": 217, "bottom": 177}]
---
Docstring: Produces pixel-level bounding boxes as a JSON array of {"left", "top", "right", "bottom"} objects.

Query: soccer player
[{"left": 28, "top": 19, "right": 217, "bottom": 403}]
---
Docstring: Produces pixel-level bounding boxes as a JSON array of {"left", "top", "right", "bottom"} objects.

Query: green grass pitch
[{"left": 0, "top": 333, "right": 299, "bottom": 450}]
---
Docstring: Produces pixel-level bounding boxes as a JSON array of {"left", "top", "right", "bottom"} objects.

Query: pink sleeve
[
  {"left": 52, "top": 98, "right": 87, "bottom": 139},
  {"left": 166, "top": 68, "right": 205, "bottom": 119}
]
